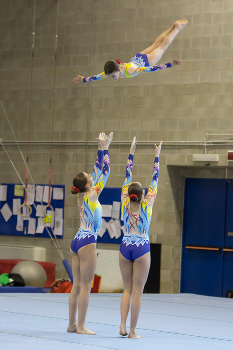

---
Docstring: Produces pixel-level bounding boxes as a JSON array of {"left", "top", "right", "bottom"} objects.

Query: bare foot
[
  {"left": 128, "top": 332, "right": 142, "bottom": 339},
  {"left": 119, "top": 329, "right": 128, "bottom": 336},
  {"left": 120, "top": 323, "right": 128, "bottom": 336},
  {"left": 76, "top": 326, "right": 97, "bottom": 335},
  {"left": 67, "top": 325, "right": 77, "bottom": 333},
  {"left": 174, "top": 19, "right": 188, "bottom": 30}
]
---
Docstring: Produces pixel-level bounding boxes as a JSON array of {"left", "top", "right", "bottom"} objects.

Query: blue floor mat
[{"left": 1, "top": 293, "right": 233, "bottom": 350}]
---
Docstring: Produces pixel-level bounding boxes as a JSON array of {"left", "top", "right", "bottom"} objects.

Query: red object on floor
[
  {"left": 0, "top": 259, "right": 55, "bottom": 288},
  {"left": 50, "top": 279, "right": 72, "bottom": 293},
  {"left": 91, "top": 274, "right": 101, "bottom": 293}
]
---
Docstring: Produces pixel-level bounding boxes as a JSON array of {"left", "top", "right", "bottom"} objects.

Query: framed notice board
[{"left": 0, "top": 183, "right": 65, "bottom": 238}]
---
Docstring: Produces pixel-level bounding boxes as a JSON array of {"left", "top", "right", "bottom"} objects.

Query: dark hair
[
  {"left": 128, "top": 182, "right": 143, "bottom": 202},
  {"left": 104, "top": 60, "right": 119, "bottom": 75},
  {"left": 71, "top": 172, "right": 87, "bottom": 195}
]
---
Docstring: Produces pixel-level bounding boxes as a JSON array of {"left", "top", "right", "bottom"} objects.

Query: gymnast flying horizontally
[
  {"left": 119, "top": 136, "right": 162, "bottom": 339},
  {"left": 67, "top": 132, "right": 113, "bottom": 335},
  {"left": 73, "top": 19, "right": 187, "bottom": 84}
]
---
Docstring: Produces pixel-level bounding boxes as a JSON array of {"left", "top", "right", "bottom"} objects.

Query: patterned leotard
[
  {"left": 71, "top": 150, "right": 110, "bottom": 253},
  {"left": 120, "top": 152, "right": 159, "bottom": 261},
  {"left": 82, "top": 53, "right": 171, "bottom": 83}
]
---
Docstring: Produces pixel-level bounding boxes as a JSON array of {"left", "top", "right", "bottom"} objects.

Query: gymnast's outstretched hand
[
  {"left": 73, "top": 75, "right": 86, "bottom": 86},
  {"left": 101, "top": 132, "right": 113, "bottom": 150},
  {"left": 170, "top": 58, "right": 182, "bottom": 66},
  {"left": 155, "top": 141, "right": 162, "bottom": 157},
  {"left": 96, "top": 132, "right": 106, "bottom": 150},
  {"left": 130, "top": 136, "right": 137, "bottom": 155}
]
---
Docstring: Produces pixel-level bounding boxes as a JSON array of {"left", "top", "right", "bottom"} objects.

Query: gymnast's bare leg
[
  {"left": 67, "top": 244, "right": 97, "bottom": 335},
  {"left": 141, "top": 19, "right": 188, "bottom": 66},
  {"left": 119, "top": 252, "right": 150, "bottom": 339}
]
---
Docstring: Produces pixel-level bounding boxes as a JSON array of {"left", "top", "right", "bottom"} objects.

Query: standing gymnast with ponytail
[
  {"left": 67, "top": 131, "right": 113, "bottom": 335},
  {"left": 119, "top": 136, "right": 162, "bottom": 339}
]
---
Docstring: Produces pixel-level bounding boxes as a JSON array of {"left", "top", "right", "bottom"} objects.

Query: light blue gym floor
[{"left": 1, "top": 293, "right": 233, "bottom": 350}]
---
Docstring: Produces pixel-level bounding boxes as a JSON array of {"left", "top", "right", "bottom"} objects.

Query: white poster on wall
[
  {"left": 36, "top": 185, "right": 44, "bottom": 202},
  {"left": 13, "top": 198, "right": 21, "bottom": 215},
  {"left": 1, "top": 203, "right": 12, "bottom": 222},
  {"left": 27, "top": 185, "right": 35, "bottom": 205},
  {"left": 28, "top": 218, "right": 36, "bottom": 235},
  {"left": 53, "top": 187, "right": 63, "bottom": 200},
  {"left": 16, "top": 214, "right": 23, "bottom": 231},
  {"left": 0, "top": 185, "right": 7, "bottom": 201}
]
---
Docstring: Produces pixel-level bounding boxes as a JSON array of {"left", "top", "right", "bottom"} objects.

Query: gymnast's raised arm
[
  {"left": 91, "top": 132, "right": 113, "bottom": 197},
  {"left": 145, "top": 141, "right": 162, "bottom": 208},
  {"left": 91, "top": 132, "right": 106, "bottom": 186},
  {"left": 121, "top": 136, "right": 137, "bottom": 203}
]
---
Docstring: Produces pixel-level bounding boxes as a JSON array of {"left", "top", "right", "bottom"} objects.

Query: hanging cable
[
  {"left": 42, "top": 0, "right": 73, "bottom": 281},
  {"left": 84, "top": 0, "right": 96, "bottom": 170},
  {"left": 0, "top": 137, "right": 63, "bottom": 260},
  {"left": 0, "top": 103, "right": 72, "bottom": 279},
  {"left": 44, "top": 0, "right": 60, "bottom": 222},
  {"left": 45, "top": 0, "right": 72, "bottom": 282},
  {"left": 19, "top": 0, "right": 37, "bottom": 219}
]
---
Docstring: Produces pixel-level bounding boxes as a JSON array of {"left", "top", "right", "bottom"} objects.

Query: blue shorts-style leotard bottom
[
  {"left": 120, "top": 240, "right": 150, "bottom": 261},
  {"left": 129, "top": 53, "right": 150, "bottom": 67},
  {"left": 71, "top": 228, "right": 97, "bottom": 254}
]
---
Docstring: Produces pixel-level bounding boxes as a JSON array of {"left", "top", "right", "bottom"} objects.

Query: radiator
[
  {"left": 95, "top": 249, "right": 123, "bottom": 292},
  {"left": 0, "top": 244, "right": 46, "bottom": 261}
]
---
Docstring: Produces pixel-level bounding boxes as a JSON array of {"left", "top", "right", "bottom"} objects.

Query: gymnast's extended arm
[
  {"left": 93, "top": 132, "right": 113, "bottom": 196},
  {"left": 121, "top": 136, "right": 136, "bottom": 202},
  {"left": 73, "top": 72, "right": 107, "bottom": 84},
  {"left": 125, "top": 58, "right": 181, "bottom": 78},
  {"left": 145, "top": 142, "right": 162, "bottom": 207},
  {"left": 91, "top": 133, "right": 106, "bottom": 186}
]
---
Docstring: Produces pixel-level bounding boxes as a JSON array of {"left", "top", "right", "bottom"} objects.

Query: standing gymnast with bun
[
  {"left": 119, "top": 136, "right": 162, "bottom": 338},
  {"left": 73, "top": 19, "right": 187, "bottom": 84},
  {"left": 67, "top": 131, "right": 113, "bottom": 335}
]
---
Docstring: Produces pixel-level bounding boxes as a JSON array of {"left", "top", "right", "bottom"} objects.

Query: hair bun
[
  {"left": 129, "top": 194, "right": 139, "bottom": 201},
  {"left": 72, "top": 185, "right": 80, "bottom": 193}
]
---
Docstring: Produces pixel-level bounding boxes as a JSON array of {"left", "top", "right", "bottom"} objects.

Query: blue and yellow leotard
[
  {"left": 82, "top": 52, "right": 171, "bottom": 82},
  {"left": 120, "top": 152, "right": 159, "bottom": 261},
  {"left": 71, "top": 150, "right": 110, "bottom": 253}
]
